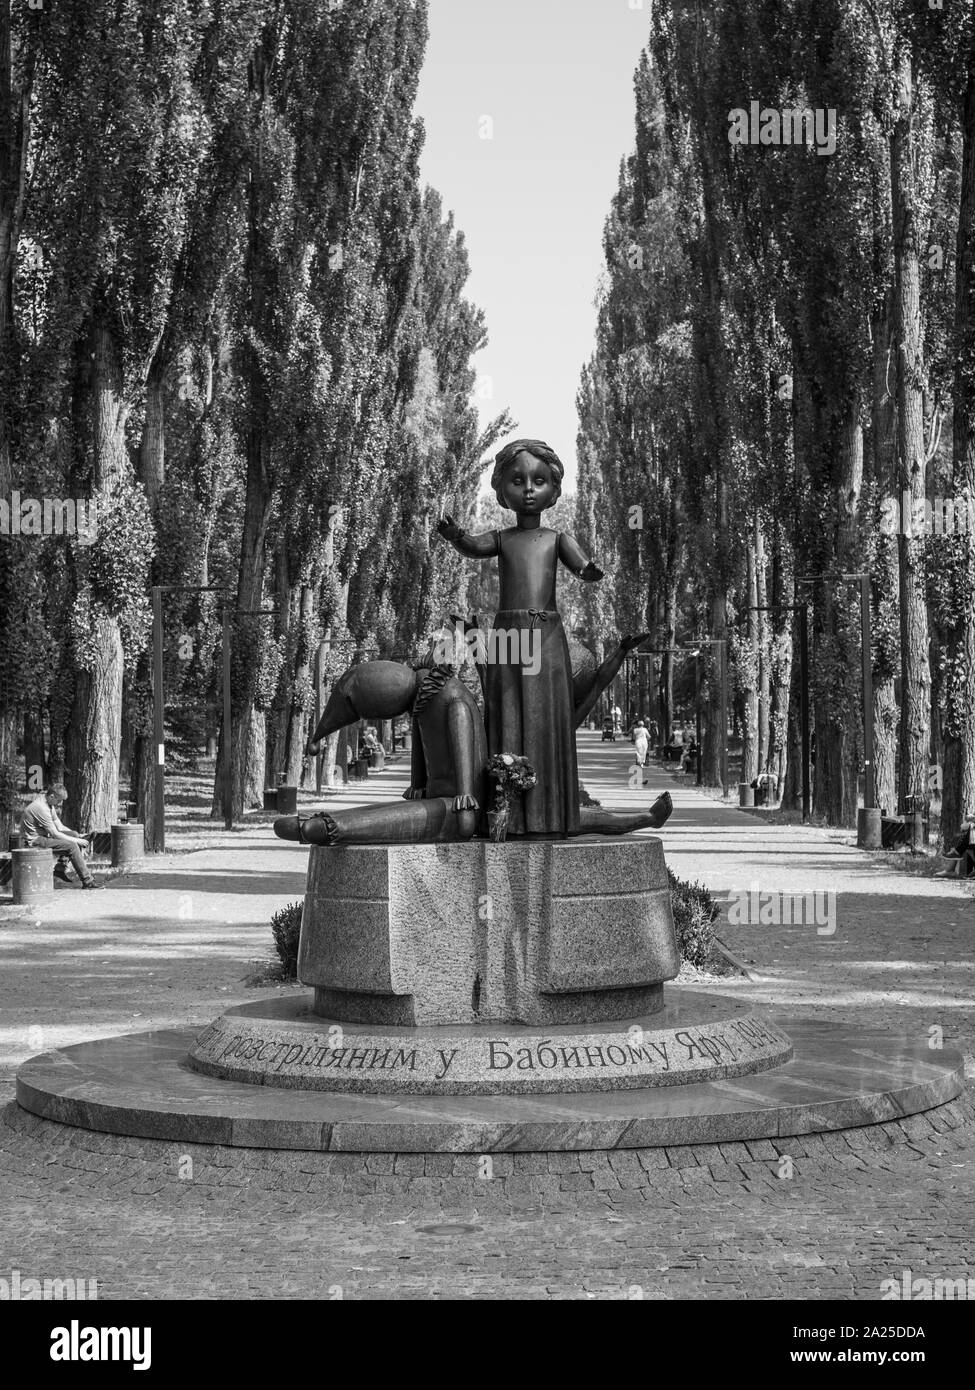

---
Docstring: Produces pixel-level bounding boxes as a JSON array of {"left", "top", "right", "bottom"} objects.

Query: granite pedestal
[{"left": 300, "top": 840, "right": 679, "bottom": 1026}]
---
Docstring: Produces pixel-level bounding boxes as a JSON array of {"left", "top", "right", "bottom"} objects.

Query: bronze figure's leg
[
  {"left": 576, "top": 791, "right": 673, "bottom": 836},
  {"left": 274, "top": 796, "right": 455, "bottom": 846}
]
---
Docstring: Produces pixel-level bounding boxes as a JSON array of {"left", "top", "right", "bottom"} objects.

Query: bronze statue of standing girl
[{"left": 438, "top": 439, "right": 604, "bottom": 837}]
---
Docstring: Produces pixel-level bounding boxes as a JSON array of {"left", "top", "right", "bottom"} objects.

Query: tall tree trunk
[
  {"left": 767, "top": 520, "right": 792, "bottom": 802},
  {"left": 695, "top": 129, "right": 732, "bottom": 792},
  {"left": 133, "top": 360, "right": 166, "bottom": 847},
  {"left": 755, "top": 514, "right": 770, "bottom": 774},
  {"left": 0, "top": 3, "right": 29, "bottom": 849},
  {"left": 871, "top": 289, "right": 900, "bottom": 818},
  {"left": 801, "top": 376, "right": 861, "bottom": 826},
  {"left": 266, "top": 558, "right": 317, "bottom": 791},
  {"left": 661, "top": 576, "right": 677, "bottom": 742},
  {"left": 266, "top": 544, "right": 293, "bottom": 788},
  {"left": 138, "top": 364, "right": 166, "bottom": 507},
  {"left": 64, "top": 315, "right": 127, "bottom": 832},
  {"left": 740, "top": 522, "right": 760, "bottom": 784},
  {"left": 319, "top": 578, "right": 351, "bottom": 789},
  {"left": 769, "top": 617, "right": 793, "bottom": 805},
  {"left": 942, "top": 40, "right": 975, "bottom": 845},
  {"left": 704, "top": 582, "right": 728, "bottom": 789},
  {"left": 892, "top": 52, "right": 931, "bottom": 816},
  {"left": 213, "top": 78, "right": 276, "bottom": 822},
  {"left": 781, "top": 627, "right": 802, "bottom": 813},
  {"left": 929, "top": 639, "right": 943, "bottom": 806},
  {"left": 64, "top": 619, "right": 125, "bottom": 832},
  {"left": 836, "top": 400, "right": 864, "bottom": 826},
  {"left": 212, "top": 436, "right": 273, "bottom": 820},
  {"left": 283, "top": 580, "right": 316, "bottom": 786}
]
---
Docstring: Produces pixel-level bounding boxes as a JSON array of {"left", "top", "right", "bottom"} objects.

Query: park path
[{"left": 1, "top": 733, "right": 973, "bottom": 1300}]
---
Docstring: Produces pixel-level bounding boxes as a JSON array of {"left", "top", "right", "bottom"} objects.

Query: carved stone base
[
  {"left": 298, "top": 838, "right": 680, "bottom": 1027},
  {"left": 186, "top": 991, "right": 793, "bottom": 1096}
]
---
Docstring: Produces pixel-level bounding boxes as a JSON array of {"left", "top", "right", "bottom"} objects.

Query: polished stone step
[{"left": 16, "top": 1013, "right": 962, "bottom": 1153}]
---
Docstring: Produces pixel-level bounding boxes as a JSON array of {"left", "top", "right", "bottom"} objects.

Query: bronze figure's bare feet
[
  {"left": 275, "top": 813, "right": 339, "bottom": 846},
  {"left": 648, "top": 791, "right": 673, "bottom": 829}
]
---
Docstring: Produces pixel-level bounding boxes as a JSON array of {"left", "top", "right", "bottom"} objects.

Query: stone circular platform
[
  {"left": 185, "top": 991, "right": 793, "bottom": 1095},
  {"left": 15, "top": 1012, "right": 963, "bottom": 1153}
]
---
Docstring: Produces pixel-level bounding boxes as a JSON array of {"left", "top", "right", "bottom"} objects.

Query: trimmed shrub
[
  {"left": 270, "top": 901, "right": 303, "bottom": 979},
  {"left": 667, "top": 868, "right": 719, "bottom": 968}
]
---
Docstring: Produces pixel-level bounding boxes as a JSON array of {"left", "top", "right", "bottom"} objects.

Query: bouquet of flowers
[{"left": 485, "top": 753, "right": 537, "bottom": 841}]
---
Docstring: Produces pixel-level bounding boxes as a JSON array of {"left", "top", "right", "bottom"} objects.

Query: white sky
[{"left": 415, "top": 0, "right": 653, "bottom": 490}]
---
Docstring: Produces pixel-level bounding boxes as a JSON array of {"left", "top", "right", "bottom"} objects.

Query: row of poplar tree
[
  {"left": 0, "top": 0, "right": 510, "bottom": 850},
  {"left": 575, "top": 0, "right": 975, "bottom": 842}
]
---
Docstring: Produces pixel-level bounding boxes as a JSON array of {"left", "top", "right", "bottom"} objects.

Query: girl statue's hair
[{"left": 491, "top": 439, "right": 564, "bottom": 505}]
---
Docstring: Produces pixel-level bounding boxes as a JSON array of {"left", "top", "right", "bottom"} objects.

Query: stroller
[{"left": 601, "top": 716, "right": 617, "bottom": 742}]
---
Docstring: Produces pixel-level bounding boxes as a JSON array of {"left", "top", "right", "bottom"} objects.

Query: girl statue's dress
[{"left": 489, "top": 526, "right": 579, "bottom": 836}]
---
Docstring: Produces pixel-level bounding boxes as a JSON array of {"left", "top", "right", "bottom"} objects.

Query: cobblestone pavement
[
  {"left": 0, "top": 734, "right": 973, "bottom": 1299},
  {"left": 1, "top": 1097, "right": 973, "bottom": 1299}
]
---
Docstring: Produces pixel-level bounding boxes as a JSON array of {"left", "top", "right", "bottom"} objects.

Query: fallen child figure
[
  {"left": 274, "top": 651, "right": 673, "bottom": 847},
  {"left": 284, "top": 789, "right": 675, "bottom": 846}
]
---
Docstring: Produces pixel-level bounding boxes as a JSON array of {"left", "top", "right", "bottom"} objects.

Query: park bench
[
  {"left": 880, "top": 816, "right": 907, "bottom": 848},
  {"left": 880, "top": 796, "right": 931, "bottom": 851}
]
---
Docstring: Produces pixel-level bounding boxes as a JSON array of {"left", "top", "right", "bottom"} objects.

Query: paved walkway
[{"left": 0, "top": 733, "right": 972, "bottom": 1299}]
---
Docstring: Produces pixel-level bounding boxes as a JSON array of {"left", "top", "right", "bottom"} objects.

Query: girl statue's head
[{"left": 491, "top": 439, "right": 564, "bottom": 512}]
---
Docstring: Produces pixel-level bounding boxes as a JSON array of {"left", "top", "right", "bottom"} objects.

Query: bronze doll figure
[{"left": 437, "top": 439, "right": 603, "bottom": 837}]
